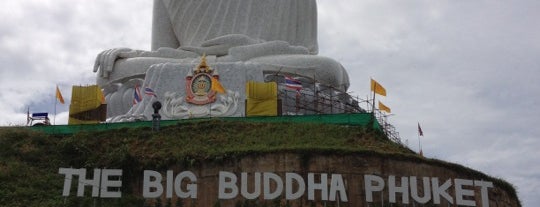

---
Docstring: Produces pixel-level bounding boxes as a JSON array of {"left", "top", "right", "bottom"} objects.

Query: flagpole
[
  {"left": 369, "top": 79, "right": 377, "bottom": 129},
  {"left": 54, "top": 85, "right": 57, "bottom": 125},
  {"left": 417, "top": 131, "right": 421, "bottom": 155},
  {"left": 27, "top": 107, "right": 30, "bottom": 126},
  {"left": 313, "top": 74, "right": 317, "bottom": 113},
  {"left": 372, "top": 90, "right": 376, "bottom": 113},
  {"left": 371, "top": 81, "right": 376, "bottom": 113}
]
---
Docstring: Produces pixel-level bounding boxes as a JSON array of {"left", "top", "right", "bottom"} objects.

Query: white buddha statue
[{"left": 93, "top": 0, "right": 350, "bottom": 91}]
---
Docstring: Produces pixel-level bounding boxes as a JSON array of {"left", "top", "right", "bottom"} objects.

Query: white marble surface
[
  {"left": 94, "top": 0, "right": 353, "bottom": 121},
  {"left": 107, "top": 62, "right": 264, "bottom": 122}
]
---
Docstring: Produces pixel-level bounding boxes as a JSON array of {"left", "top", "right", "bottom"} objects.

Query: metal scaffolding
[{"left": 266, "top": 73, "right": 404, "bottom": 147}]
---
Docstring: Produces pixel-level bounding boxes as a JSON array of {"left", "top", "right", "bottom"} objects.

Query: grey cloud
[
  {"left": 318, "top": 0, "right": 540, "bottom": 205},
  {"left": 0, "top": 0, "right": 538, "bottom": 205}
]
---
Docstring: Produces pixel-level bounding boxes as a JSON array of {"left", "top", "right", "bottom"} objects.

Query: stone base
[
  {"left": 131, "top": 152, "right": 520, "bottom": 207},
  {"left": 104, "top": 62, "right": 265, "bottom": 122}
]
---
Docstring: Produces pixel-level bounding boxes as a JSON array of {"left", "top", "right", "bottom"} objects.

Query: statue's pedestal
[{"left": 106, "top": 62, "right": 265, "bottom": 122}]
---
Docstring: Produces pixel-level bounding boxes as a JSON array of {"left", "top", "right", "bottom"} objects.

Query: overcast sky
[{"left": 1, "top": 0, "right": 539, "bottom": 205}]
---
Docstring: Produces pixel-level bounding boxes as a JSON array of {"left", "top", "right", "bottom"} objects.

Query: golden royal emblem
[{"left": 185, "top": 55, "right": 220, "bottom": 105}]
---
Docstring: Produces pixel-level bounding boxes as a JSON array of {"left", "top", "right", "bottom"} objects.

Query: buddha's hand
[
  {"left": 180, "top": 34, "right": 262, "bottom": 56},
  {"left": 93, "top": 48, "right": 137, "bottom": 78}
]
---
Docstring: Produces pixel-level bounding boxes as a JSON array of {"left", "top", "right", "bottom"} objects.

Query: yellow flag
[
  {"left": 56, "top": 86, "right": 65, "bottom": 104},
  {"left": 378, "top": 101, "right": 391, "bottom": 113},
  {"left": 211, "top": 77, "right": 226, "bottom": 94},
  {"left": 371, "top": 79, "right": 387, "bottom": 96}
]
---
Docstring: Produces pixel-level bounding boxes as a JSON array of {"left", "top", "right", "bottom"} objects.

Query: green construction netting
[{"left": 26, "top": 113, "right": 380, "bottom": 135}]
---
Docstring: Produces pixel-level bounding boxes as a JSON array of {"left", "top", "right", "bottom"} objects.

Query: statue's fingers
[
  {"left": 98, "top": 51, "right": 109, "bottom": 77},
  {"left": 117, "top": 51, "right": 130, "bottom": 58},
  {"left": 117, "top": 52, "right": 127, "bottom": 58},
  {"left": 93, "top": 53, "right": 102, "bottom": 73},
  {"left": 104, "top": 49, "right": 117, "bottom": 77},
  {"left": 118, "top": 50, "right": 138, "bottom": 58},
  {"left": 115, "top": 48, "right": 134, "bottom": 58},
  {"left": 107, "top": 48, "right": 133, "bottom": 75},
  {"left": 108, "top": 49, "right": 123, "bottom": 73}
]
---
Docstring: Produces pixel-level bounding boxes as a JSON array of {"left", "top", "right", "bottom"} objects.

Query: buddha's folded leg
[{"left": 247, "top": 54, "right": 350, "bottom": 91}]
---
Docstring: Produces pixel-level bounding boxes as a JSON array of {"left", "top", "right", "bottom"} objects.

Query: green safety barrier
[{"left": 26, "top": 113, "right": 380, "bottom": 135}]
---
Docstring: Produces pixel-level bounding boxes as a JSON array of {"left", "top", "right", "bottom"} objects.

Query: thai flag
[
  {"left": 144, "top": 87, "right": 157, "bottom": 98},
  {"left": 133, "top": 85, "right": 142, "bottom": 105},
  {"left": 285, "top": 76, "right": 303, "bottom": 91}
]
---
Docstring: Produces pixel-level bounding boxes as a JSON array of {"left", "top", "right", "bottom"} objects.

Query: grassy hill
[{"left": 0, "top": 120, "right": 519, "bottom": 206}]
